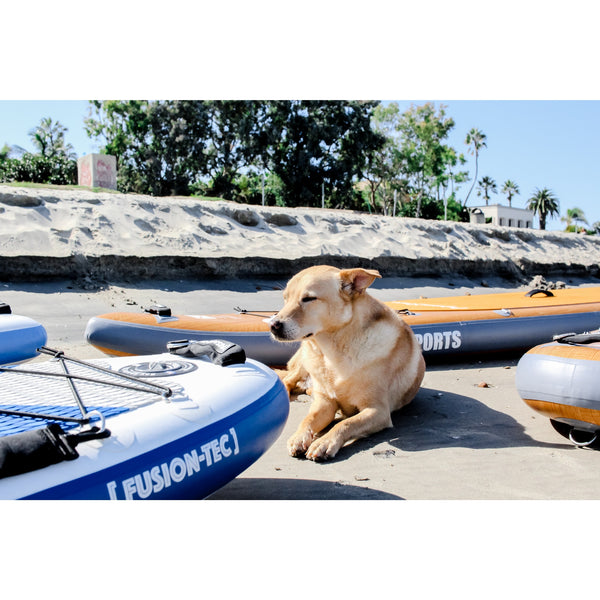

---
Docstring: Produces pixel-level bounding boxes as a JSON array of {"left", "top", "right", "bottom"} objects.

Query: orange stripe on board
[
  {"left": 97, "top": 302, "right": 600, "bottom": 331},
  {"left": 96, "top": 312, "right": 273, "bottom": 333},
  {"left": 89, "top": 343, "right": 134, "bottom": 357},
  {"left": 388, "top": 286, "right": 600, "bottom": 312},
  {"left": 526, "top": 343, "right": 600, "bottom": 362},
  {"left": 523, "top": 398, "right": 600, "bottom": 426}
]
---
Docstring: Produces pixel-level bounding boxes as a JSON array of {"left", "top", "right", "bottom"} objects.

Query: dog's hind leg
[{"left": 281, "top": 348, "right": 311, "bottom": 395}]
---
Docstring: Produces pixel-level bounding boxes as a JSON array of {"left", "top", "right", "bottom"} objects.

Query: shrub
[{"left": 0, "top": 153, "right": 77, "bottom": 185}]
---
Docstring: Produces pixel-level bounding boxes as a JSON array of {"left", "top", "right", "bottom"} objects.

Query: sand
[
  {"left": 2, "top": 183, "right": 600, "bottom": 282},
  {"left": 2, "top": 183, "right": 600, "bottom": 503}
]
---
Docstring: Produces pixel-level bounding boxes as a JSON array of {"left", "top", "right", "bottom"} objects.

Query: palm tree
[
  {"left": 561, "top": 207, "right": 588, "bottom": 232},
  {"left": 527, "top": 188, "right": 560, "bottom": 230},
  {"left": 463, "top": 128, "right": 487, "bottom": 205},
  {"left": 501, "top": 179, "right": 520, "bottom": 207},
  {"left": 476, "top": 176, "right": 497, "bottom": 205},
  {"left": 28, "top": 117, "right": 75, "bottom": 159}
]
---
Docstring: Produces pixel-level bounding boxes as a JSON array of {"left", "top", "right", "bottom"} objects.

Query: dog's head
[{"left": 270, "top": 265, "right": 381, "bottom": 342}]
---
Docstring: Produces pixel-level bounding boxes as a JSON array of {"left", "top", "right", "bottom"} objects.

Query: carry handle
[
  {"left": 525, "top": 288, "right": 554, "bottom": 298},
  {"left": 145, "top": 304, "right": 172, "bottom": 317},
  {"left": 167, "top": 339, "right": 246, "bottom": 366},
  {"left": 555, "top": 332, "right": 600, "bottom": 345}
]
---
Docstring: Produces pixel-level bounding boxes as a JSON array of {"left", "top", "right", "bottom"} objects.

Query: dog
[{"left": 270, "top": 265, "right": 425, "bottom": 461}]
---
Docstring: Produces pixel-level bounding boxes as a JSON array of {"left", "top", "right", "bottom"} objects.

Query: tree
[
  {"left": 85, "top": 100, "right": 211, "bottom": 196},
  {"left": 363, "top": 102, "right": 410, "bottom": 215},
  {"left": 259, "top": 101, "right": 385, "bottom": 208},
  {"left": 561, "top": 207, "right": 588, "bottom": 232},
  {"left": 501, "top": 179, "right": 520, "bottom": 207},
  {"left": 463, "top": 128, "right": 487, "bottom": 206},
  {"left": 203, "top": 100, "right": 266, "bottom": 199},
  {"left": 395, "top": 102, "right": 465, "bottom": 218},
  {"left": 476, "top": 175, "right": 497, "bottom": 205},
  {"left": 527, "top": 188, "right": 560, "bottom": 230},
  {"left": 28, "top": 117, "right": 75, "bottom": 159}
]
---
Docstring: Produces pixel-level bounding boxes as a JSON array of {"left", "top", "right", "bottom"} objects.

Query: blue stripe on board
[{"left": 0, "top": 404, "right": 130, "bottom": 436}]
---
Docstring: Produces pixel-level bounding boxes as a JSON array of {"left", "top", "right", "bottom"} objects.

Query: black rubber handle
[
  {"left": 167, "top": 339, "right": 246, "bottom": 366},
  {"left": 145, "top": 304, "right": 172, "bottom": 317},
  {"left": 555, "top": 332, "right": 600, "bottom": 345},
  {"left": 526, "top": 288, "right": 554, "bottom": 297}
]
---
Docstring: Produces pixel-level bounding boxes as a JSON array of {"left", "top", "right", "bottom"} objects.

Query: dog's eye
[{"left": 301, "top": 296, "right": 317, "bottom": 303}]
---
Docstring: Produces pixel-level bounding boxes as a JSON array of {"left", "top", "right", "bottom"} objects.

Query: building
[{"left": 469, "top": 204, "right": 535, "bottom": 228}]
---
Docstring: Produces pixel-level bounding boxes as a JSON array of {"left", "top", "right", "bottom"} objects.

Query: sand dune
[{"left": 1, "top": 184, "right": 599, "bottom": 282}]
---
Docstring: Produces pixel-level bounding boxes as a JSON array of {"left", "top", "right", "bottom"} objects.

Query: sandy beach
[
  {"left": 4, "top": 183, "right": 600, "bottom": 598},
  {"left": 2, "top": 183, "right": 600, "bottom": 501},
  {"left": 2, "top": 183, "right": 600, "bottom": 282},
  {"left": 3, "top": 271, "right": 600, "bottom": 501}
]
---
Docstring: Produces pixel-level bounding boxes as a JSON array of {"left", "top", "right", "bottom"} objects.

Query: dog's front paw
[
  {"left": 287, "top": 429, "right": 315, "bottom": 457},
  {"left": 305, "top": 435, "right": 342, "bottom": 461}
]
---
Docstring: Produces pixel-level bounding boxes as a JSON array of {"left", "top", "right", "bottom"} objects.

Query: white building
[{"left": 469, "top": 204, "right": 535, "bottom": 228}]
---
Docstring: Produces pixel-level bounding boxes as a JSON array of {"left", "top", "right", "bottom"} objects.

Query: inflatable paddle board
[
  {"left": 85, "top": 305, "right": 293, "bottom": 365},
  {"left": 516, "top": 330, "right": 600, "bottom": 448},
  {"left": 390, "top": 286, "right": 600, "bottom": 359},
  {"left": 0, "top": 304, "right": 48, "bottom": 364},
  {"left": 0, "top": 341, "right": 289, "bottom": 499},
  {"left": 85, "top": 287, "right": 600, "bottom": 364}
]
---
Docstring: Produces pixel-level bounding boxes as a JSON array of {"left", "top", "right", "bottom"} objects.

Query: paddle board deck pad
[
  {"left": 0, "top": 345, "right": 289, "bottom": 499},
  {"left": 85, "top": 287, "right": 600, "bottom": 363},
  {"left": 516, "top": 330, "right": 600, "bottom": 448},
  {"left": 0, "top": 309, "right": 48, "bottom": 364}
]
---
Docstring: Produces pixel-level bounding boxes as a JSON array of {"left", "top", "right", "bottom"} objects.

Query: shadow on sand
[
  {"left": 208, "top": 477, "right": 403, "bottom": 500},
  {"left": 336, "top": 386, "right": 569, "bottom": 457}
]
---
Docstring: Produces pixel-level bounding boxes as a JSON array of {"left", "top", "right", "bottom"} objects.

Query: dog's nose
[{"left": 270, "top": 319, "right": 284, "bottom": 336}]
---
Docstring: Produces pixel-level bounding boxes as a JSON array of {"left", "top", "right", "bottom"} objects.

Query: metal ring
[
  {"left": 568, "top": 428, "right": 598, "bottom": 448},
  {"left": 85, "top": 409, "right": 106, "bottom": 433}
]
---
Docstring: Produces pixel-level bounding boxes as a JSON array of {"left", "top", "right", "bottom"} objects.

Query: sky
[{"left": 0, "top": 99, "right": 598, "bottom": 230}]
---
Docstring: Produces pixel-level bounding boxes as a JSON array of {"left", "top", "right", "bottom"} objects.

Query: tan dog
[{"left": 270, "top": 265, "right": 425, "bottom": 461}]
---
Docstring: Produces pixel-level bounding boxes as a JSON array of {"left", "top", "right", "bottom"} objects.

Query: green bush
[
  {"left": 0, "top": 153, "right": 77, "bottom": 185},
  {"left": 398, "top": 195, "right": 469, "bottom": 222}
]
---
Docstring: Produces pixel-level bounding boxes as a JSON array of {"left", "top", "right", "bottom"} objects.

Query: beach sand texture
[{"left": 2, "top": 183, "right": 600, "bottom": 500}]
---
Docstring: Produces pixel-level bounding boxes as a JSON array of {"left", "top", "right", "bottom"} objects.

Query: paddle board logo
[
  {"left": 106, "top": 427, "right": 239, "bottom": 500},
  {"left": 414, "top": 330, "right": 462, "bottom": 352}
]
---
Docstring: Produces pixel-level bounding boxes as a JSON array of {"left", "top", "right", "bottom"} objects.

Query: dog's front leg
[
  {"left": 306, "top": 406, "right": 392, "bottom": 461},
  {"left": 287, "top": 393, "right": 337, "bottom": 457}
]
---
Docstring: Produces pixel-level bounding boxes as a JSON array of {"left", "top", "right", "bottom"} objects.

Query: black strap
[
  {"left": 556, "top": 332, "right": 600, "bottom": 345},
  {"left": 526, "top": 288, "right": 554, "bottom": 297},
  {"left": 0, "top": 303, "right": 11, "bottom": 314},
  {"left": 0, "top": 424, "right": 111, "bottom": 479},
  {"left": 144, "top": 304, "right": 172, "bottom": 317},
  {"left": 167, "top": 339, "right": 246, "bottom": 366}
]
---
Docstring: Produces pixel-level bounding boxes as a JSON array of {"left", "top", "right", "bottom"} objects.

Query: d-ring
[
  {"left": 85, "top": 410, "right": 106, "bottom": 433},
  {"left": 568, "top": 428, "right": 598, "bottom": 447}
]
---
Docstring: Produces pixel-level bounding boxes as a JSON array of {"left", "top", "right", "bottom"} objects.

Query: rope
[
  {"left": 233, "top": 306, "right": 277, "bottom": 318},
  {"left": 0, "top": 346, "right": 174, "bottom": 431}
]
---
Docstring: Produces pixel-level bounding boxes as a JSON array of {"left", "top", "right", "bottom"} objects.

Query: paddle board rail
[{"left": 0, "top": 347, "right": 289, "bottom": 499}]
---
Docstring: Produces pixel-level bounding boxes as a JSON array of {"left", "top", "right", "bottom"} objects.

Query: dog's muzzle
[{"left": 270, "top": 318, "right": 287, "bottom": 340}]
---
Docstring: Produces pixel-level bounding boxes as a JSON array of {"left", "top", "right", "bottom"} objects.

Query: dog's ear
[{"left": 340, "top": 268, "right": 381, "bottom": 297}]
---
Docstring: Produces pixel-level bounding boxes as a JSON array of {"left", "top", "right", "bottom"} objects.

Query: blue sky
[{"left": 1, "top": 99, "right": 597, "bottom": 230}]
